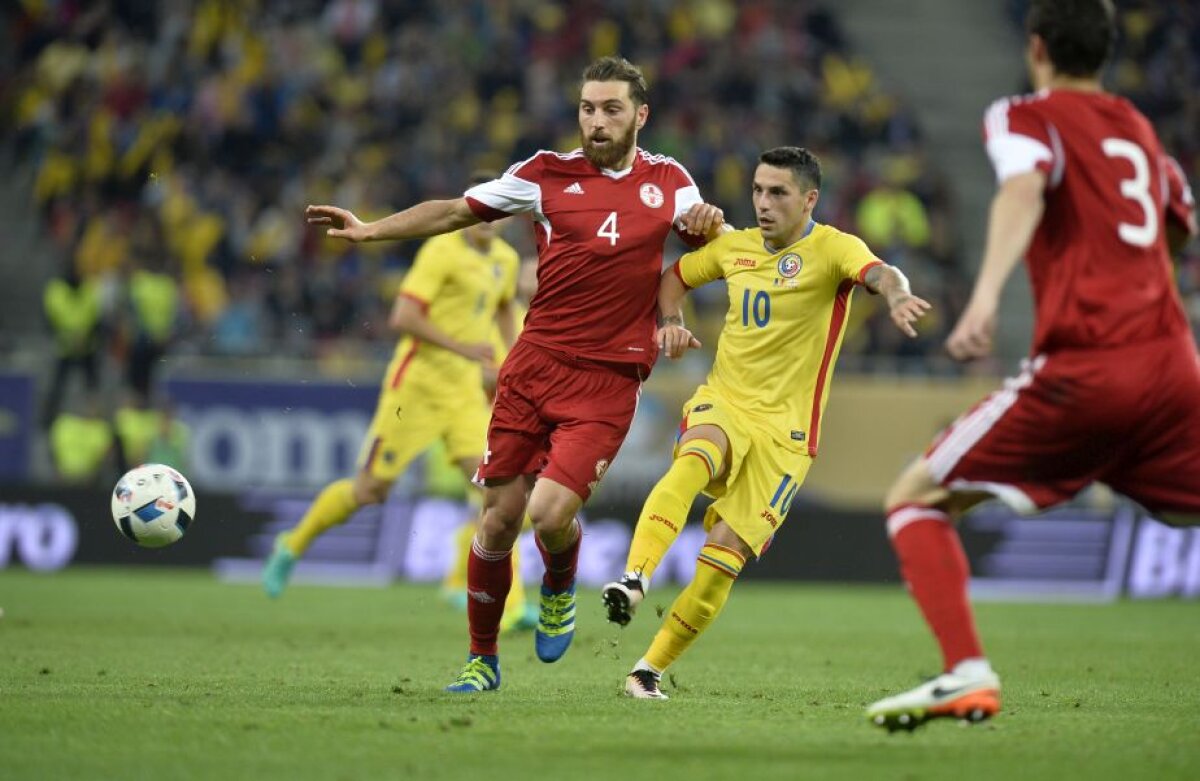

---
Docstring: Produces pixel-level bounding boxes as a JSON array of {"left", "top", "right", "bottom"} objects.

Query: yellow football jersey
[
  {"left": 384, "top": 231, "right": 519, "bottom": 389},
  {"left": 675, "top": 221, "right": 882, "bottom": 456},
  {"left": 491, "top": 300, "right": 527, "bottom": 364}
]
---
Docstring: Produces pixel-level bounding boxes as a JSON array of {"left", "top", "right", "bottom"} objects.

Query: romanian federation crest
[
  {"left": 640, "top": 183, "right": 664, "bottom": 208},
  {"left": 777, "top": 253, "right": 802, "bottom": 278}
]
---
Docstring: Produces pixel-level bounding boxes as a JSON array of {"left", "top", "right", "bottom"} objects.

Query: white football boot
[
  {"left": 624, "top": 668, "right": 669, "bottom": 700},
  {"left": 867, "top": 659, "right": 1001, "bottom": 732}
]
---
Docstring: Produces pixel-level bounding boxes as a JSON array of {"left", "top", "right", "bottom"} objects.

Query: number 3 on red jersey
[{"left": 1101, "top": 138, "right": 1157, "bottom": 248}]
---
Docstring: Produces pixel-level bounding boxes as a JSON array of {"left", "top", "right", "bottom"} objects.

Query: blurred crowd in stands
[
  {"left": 6, "top": 0, "right": 1197, "bottom": 484},
  {"left": 8, "top": 1, "right": 967, "bottom": 373}
]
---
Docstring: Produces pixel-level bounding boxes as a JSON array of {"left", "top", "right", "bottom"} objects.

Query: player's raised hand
[
  {"left": 306, "top": 204, "right": 370, "bottom": 242},
  {"left": 887, "top": 293, "right": 932, "bottom": 338},
  {"left": 657, "top": 324, "right": 701, "bottom": 359},
  {"left": 680, "top": 202, "right": 725, "bottom": 238},
  {"left": 945, "top": 299, "right": 997, "bottom": 361}
]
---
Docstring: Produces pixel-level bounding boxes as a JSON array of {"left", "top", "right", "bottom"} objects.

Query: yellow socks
[
  {"left": 642, "top": 543, "right": 745, "bottom": 673},
  {"left": 625, "top": 438, "right": 724, "bottom": 582},
  {"left": 285, "top": 478, "right": 358, "bottom": 556},
  {"left": 499, "top": 541, "right": 528, "bottom": 631},
  {"left": 443, "top": 520, "right": 476, "bottom": 594}
]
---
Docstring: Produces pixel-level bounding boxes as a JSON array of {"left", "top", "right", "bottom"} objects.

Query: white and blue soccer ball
[{"left": 111, "top": 464, "right": 197, "bottom": 548}]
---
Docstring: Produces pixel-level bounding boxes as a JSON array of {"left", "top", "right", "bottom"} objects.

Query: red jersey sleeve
[
  {"left": 463, "top": 153, "right": 546, "bottom": 222},
  {"left": 1163, "top": 155, "right": 1198, "bottom": 237},
  {"left": 983, "top": 96, "right": 1061, "bottom": 185}
]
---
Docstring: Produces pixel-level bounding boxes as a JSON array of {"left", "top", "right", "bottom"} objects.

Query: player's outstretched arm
[
  {"left": 946, "top": 170, "right": 1046, "bottom": 362},
  {"left": 656, "top": 266, "right": 702, "bottom": 359},
  {"left": 863, "top": 265, "right": 932, "bottom": 338},
  {"left": 388, "top": 295, "right": 494, "bottom": 365},
  {"left": 305, "top": 198, "right": 480, "bottom": 243}
]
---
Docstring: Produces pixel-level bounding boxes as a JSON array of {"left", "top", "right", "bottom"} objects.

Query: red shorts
[
  {"left": 477, "top": 340, "right": 642, "bottom": 501},
  {"left": 927, "top": 332, "right": 1200, "bottom": 514}
]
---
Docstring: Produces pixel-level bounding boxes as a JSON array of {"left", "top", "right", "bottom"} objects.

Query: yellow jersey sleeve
[
  {"left": 398, "top": 236, "right": 452, "bottom": 305},
  {"left": 675, "top": 233, "right": 730, "bottom": 289},
  {"left": 830, "top": 231, "right": 884, "bottom": 284}
]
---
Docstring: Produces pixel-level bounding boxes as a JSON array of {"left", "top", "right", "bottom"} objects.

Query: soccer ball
[{"left": 111, "top": 464, "right": 197, "bottom": 548}]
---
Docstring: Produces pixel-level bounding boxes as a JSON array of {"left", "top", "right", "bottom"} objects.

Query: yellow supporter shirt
[
  {"left": 675, "top": 221, "right": 882, "bottom": 456},
  {"left": 383, "top": 231, "right": 519, "bottom": 390}
]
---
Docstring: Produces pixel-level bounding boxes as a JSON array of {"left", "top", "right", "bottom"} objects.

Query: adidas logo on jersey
[{"left": 563, "top": 182, "right": 585, "bottom": 194}]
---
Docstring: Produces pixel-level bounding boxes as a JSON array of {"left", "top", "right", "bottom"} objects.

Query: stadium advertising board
[
  {"left": 1, "top": 484, "right": 1197, "bottom": 599},
  {"left": 164, "top": 377, "right": 376, "bottom": 490},
  {"left": 0, "top": 373, "right": 35, "bottom": 479}
]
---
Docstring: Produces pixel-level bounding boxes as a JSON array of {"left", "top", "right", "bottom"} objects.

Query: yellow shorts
[
  {"left": 679, "top": 385, "right": 813, "bottom": 556},
  {"left": 357, "top": 371, "right": 491, "bottom": 483}
]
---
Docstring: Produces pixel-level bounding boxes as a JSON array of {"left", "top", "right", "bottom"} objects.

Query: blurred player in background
[
  {"left": 868, "top": 0, "right": 1199, "bottom": 731},
  {"left": 264, "top": 171, "right": 533, "bottom": 633},
  {"left": 306, "top": 56, "right": 726, "bottom": 692},
  {"left": 441, "top": 257, "right": 538, "bottom": 618},
  {"left": 602, "top": 147, "right": 930, "bottom": 698}
]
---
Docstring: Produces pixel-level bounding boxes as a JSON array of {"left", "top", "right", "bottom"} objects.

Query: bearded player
[{"left": 306, "top": 56, "right": 726, "bottom": 692}]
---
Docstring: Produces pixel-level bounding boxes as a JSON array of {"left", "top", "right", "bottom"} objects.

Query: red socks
[
  {"left": 535, "top": 520, "right": 580, "bottom": 592},
  {"left": 887, "top": 505, "right": 984, "bottom": 671},
  {"left": 466, "top": 538, "right": 513, "bottom": 656}
]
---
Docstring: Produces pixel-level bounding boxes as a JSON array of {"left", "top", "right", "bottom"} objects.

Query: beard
[{"left": 581, "top": 121, "right": 637, "bottom": 170}]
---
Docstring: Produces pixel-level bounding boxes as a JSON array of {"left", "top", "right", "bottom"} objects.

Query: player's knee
[
  {"left": 527, "top": 507, "right": 571, "bottom": 537},
  {"left": 354, "top": 476, "right": 390, "bottom": 506},
  {"left": 526, "top": 491, "right": 580, "bottom": 536},
  {"left": 479, "top": 508, "right": 521, "bottom": 540},
  {"left": 882, "top": 480, "right": 915, "bottom": 514},
  {"left": 883, "top": 458, "right": 939, "bottom": 514}
]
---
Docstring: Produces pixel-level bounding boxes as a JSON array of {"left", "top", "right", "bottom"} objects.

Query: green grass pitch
[{"left": 1, "top": 568, "right": 1197, "bottom": 780}]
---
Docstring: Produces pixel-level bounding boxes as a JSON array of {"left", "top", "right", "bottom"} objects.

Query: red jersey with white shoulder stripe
[
  {"left": 983, "top": 89, "right": 1196, "bottom": 354},
  {"left": 464, "top": 148, "right": 705, "bottom": 372}
]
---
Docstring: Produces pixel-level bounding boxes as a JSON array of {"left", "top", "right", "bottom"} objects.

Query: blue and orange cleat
[
  {"left": 445, "top": 654, "right": 501, "bottom": 693},
  {"left": 534, "top": 583, "right": 576, "bottom": 663}
]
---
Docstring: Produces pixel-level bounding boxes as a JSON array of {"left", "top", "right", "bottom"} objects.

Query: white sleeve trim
[
  {"left": 985, "top": 134, "right": 1054, "bottom": 184},
  {"left": 672, "top": 184, "right": 702, "bottom": 224},
  {"left": 464, "top": 173, "right": 543, "bottom": 218}
]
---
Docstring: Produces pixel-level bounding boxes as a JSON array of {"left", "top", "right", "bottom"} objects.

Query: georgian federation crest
[
  {"left": 640, "top": 183, "right": 664, "bottom": 208},
  {"left": 777, "top": 253, "right": 802, "bottom": 278}
]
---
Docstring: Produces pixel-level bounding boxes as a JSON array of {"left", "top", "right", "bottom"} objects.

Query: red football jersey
[
  {"left": 464, "top": 148, "right": 705, "bottom": 372},
  {"left": 983, "top": 90, "right": 1197, "bottom": 353}
]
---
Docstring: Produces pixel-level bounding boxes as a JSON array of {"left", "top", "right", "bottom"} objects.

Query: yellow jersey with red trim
[
  {"left": 384, "top": 231, "right": 519, "bottom": 390},
  {"left": 674, "top": 221, "right": 881, "bottom": 456}
]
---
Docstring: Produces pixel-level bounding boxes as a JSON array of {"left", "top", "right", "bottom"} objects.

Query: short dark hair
[
  {"left": 1026, "top": 0, "right": 1115, "bottom": 77},
  {"left": 581, "top": 56, "right": 649, "bottom": 106},
  {"left": 759, "top": 147, "right": 822, "bottom": 190}
]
